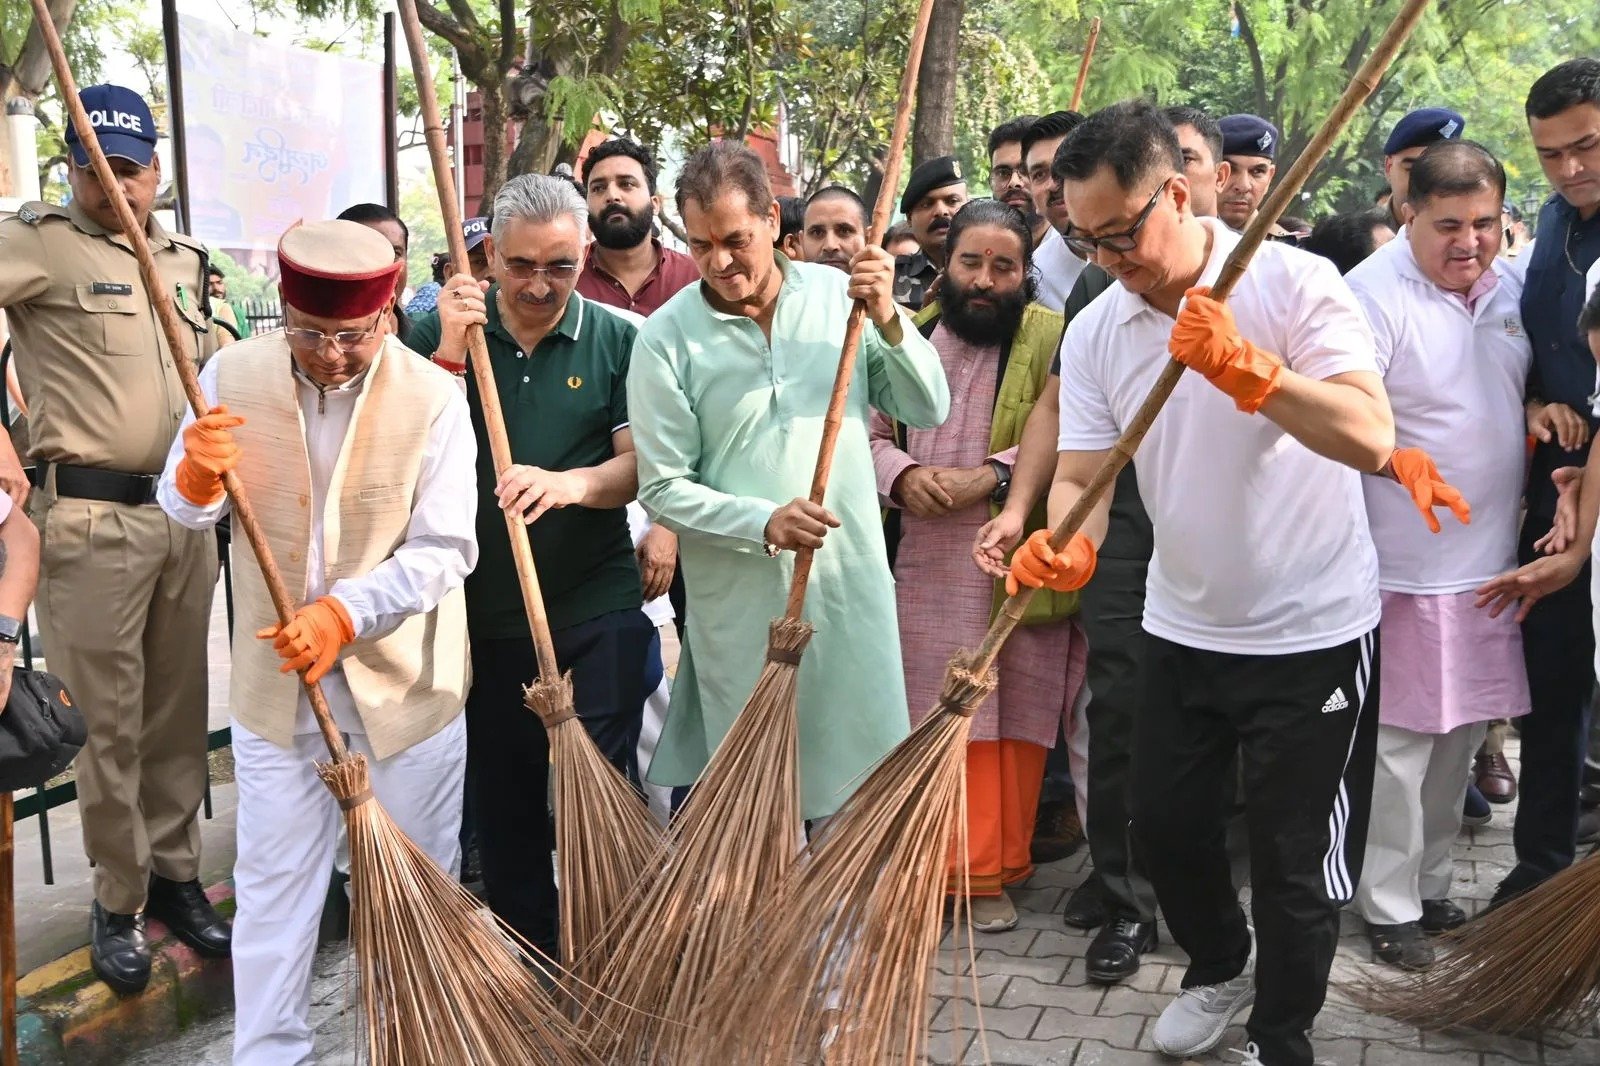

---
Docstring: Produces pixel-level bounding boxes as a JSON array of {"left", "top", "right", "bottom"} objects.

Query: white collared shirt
[
  {"left": 157, "top": 335, "right": 480, "bottom": 735},
  {"left": 1057, "top": 216, "right": 1381, "bottom": 655},
  {"left": 1346, "top": 234, "right": 1531, "bottom": 593},
  {"left": 1033, "top": 229, "right": 1089, "bottom": 313}
]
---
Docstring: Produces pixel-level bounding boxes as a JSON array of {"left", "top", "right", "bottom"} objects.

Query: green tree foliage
[{"left": 995, "top": 0, "right": 1600, "bottom": 215}]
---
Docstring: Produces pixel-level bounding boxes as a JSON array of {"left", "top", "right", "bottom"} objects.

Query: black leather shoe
[
  {"left": 1368, "top": 921, "right": 1435, "bottom": 971},
  {"left": 1061, "top": 877, "right": 1107, "bottom": 931},
  {"left": 146, "top": 875, "right": 232, "bottom": 958},
  {"left": 90, "top": 902, "right": 151, "bottom": 996},
  {"left": 1086, "top": 917, "right": 1158, "bottom": 984},
  {"left": 1419, "top": 898, "right": 1467, "bottom": 934}
]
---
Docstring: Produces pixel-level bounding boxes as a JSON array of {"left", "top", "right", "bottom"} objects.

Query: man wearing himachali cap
[
  {"left": 157, "top": 219, "right": 479, "bottom": 1063},
  {"left": 0, "top": 83, "right": 225, "bottom": 996}
]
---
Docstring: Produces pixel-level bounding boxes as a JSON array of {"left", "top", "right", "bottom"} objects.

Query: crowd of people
[{"left": 0, "top": 49, "right": 1596, "bottom": 1066}]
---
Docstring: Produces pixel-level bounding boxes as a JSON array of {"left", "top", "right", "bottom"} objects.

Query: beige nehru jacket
[
  {"left": 218, "top": 334, "right": 470, "bottom": 758},
  {"left": 0, "top": 200, "right": 216, "bottom": 472}
]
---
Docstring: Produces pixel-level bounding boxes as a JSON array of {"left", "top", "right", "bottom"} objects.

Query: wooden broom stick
[
  {"left": 1069, "top": 16, "right": 1102, "bottom": 111},
  {"left": 783, "top": 0, "right": 938, "bottom": 619},
  {"left": 395, "top": 0, "right": 561, "bottom": 679},
  {"left": 26, "top": 0, "right": 350, "bottom": 763},
  {"left": 1, "top": 793, "right": 14, "bottom": 1066},
  {"left": 969, "top": 0, "right": 1434, "bottom": 678}
]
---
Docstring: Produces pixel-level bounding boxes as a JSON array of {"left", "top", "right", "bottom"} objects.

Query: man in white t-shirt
[
  {"left": 1344, "top": 141, "right": 1525, "bottom": 972},
  {"left": 1009, "top": 102, "right": 1458, "bottom": 1066},
  {"left": 1022, "top": 111, "right": 1090, "bottom": 312}
]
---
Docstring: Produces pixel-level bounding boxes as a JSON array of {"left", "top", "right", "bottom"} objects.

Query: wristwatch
[
  {"left": 988, "top": 460, "right": 1012, "bottom": 505},
  {"left": 0, "top": 614, "right": 23, "bottom": 645}
]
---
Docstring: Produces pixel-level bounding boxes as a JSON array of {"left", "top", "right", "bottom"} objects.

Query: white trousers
[
  {"left": 1354, "top": 720, "right": 1486, "bottom": 926},
  {"left": 1068, "top": 679, "right": 1091, "bottom": 829},
  {"left": 636, "top": 653, "right": 674, "bottom": 826},
  {"left": 231, "top": 714, "right": 467, "bottom": 1066}
]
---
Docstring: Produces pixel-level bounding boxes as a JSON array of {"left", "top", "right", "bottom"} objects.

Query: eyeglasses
[
  {"left": 990, "top": 164, "right": 1022, "bottom": 184},
  {"left": 498, "top": 261, "right": 580, "bottom": 282},
  {"left": 1063, "top": 178, "right": 1171, "bottom": 257},
  {"left": 285, "top": 313, "right": 382, "bottom": 355}
]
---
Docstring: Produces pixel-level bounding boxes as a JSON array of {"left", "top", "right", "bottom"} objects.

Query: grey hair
[{"left": 489, "top": 173, "right": 589, "bottom": 243}]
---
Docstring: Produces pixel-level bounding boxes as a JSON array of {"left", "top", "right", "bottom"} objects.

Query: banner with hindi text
[{"left": 177, "top": 15, "right": 385, "bottom": 254}]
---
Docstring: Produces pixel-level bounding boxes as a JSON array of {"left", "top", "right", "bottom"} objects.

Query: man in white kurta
[
  {"left": 156, "top": 220, "right": 478, "bottom": 1065},
  {"left": 1345, "top": 141, "right": 1529, "bottom": 972}
]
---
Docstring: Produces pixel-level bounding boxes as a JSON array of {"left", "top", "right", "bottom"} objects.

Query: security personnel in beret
[
  {"left": 1217, "top": 114, "right": 1282, "bottom": 233},
  {"left": 1382, "top": 107, "right": 1466, "bottom": 230},
  {"left": 893, "top": 155, "right": 968, "bottom": 309},
  {"left": 0, "top": 84, "right": 228, "bottom": 996}
]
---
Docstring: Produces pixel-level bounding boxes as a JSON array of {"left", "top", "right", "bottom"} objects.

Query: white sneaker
[
  {"left": 1227, "top": 1042, "right": 1266, "bottom": 1066},
  {"left": 1151, "top": 971, "right": 1255, "bottom": 1057}
]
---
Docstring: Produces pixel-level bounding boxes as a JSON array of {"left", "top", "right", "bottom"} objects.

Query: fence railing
[
  {"left": 240, "top": 298, "right": 284, "bottom": 336},
  {"left": 0, "top": 341, "right": 236, "bottom": 885}
]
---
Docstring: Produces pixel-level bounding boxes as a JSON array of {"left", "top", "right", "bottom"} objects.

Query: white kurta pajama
[
  {"left": 1345, "top": 235, "right": 1533, "bottom": 927},
  {"left": 157, "top": 338, "right": 479, "bottom": 1065}
]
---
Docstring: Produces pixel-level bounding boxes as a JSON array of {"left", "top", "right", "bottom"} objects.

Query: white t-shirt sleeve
[
  {"left": 1056, "top": 322, "right": 1121, "bottom": 451},
  {"left": 1281, "top": 254, "right": 1381, "bottom": 382},
  {"left": 1346, "top": 275, "right": 1396, "bottom": 379}
]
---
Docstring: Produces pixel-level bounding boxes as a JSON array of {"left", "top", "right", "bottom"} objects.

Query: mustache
[{"left": 514, "top": 290, "right": 559, "bottom": 306}]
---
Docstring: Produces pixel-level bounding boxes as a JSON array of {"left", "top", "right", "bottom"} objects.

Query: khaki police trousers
[{"left": 30, "top": 485, "right": 216, "bottom": 914}]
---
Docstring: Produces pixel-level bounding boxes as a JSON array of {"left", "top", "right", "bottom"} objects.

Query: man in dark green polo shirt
[{"left": 407, "top": 173, "right": 653, "bottom": 958}]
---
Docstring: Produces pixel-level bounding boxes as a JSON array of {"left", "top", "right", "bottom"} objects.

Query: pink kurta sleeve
[{"left": 870, "top": 406, "right": 918, "bottom": 507}]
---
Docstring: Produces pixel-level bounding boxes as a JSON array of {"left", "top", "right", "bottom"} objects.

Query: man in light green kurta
[{"left": 629, "top": 142, "right": 950, "bottom": 819}]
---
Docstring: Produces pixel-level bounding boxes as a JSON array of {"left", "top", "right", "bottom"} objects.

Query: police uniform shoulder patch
[{"left": 15, "top": 201, "right": 68, "bottom": 226}]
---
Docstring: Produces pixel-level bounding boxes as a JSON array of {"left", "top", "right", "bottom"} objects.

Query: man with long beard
[
  {"left": 872, "top": 198, "right": 1085, "bottom": 932},
  {"left": 577, "top": 138, "right": 700, "bottom": 317}
]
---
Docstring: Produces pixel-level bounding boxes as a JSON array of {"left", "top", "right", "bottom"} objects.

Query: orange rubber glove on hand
[
  {"left": 176, "top": 405, "right": 245, "bottom": 506},
  {"left": 1389, "top": 447, "right": 1471, "bottom": 534},
  {"left": 1006, "top": 529, "right": 1098, "bottom": 597},
  {"left": 255, "top": 596, "right": 356, "bottom": 684},
  {"left": 1168, "top": 287, "right": 1284, "bottom": 414}
]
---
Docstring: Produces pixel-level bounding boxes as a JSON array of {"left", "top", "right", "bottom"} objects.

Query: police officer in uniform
[
  {"left": 0, "top": 85, "right": 230, "bottom": 995},
  {"left": 892, "top": 155, "right": 968, "bottom": 309}
]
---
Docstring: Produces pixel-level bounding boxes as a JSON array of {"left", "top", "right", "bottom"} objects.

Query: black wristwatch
[
  {"left": 988, "top": 460, "right": 1012, "bottom": 504},
  {"left": 0, "top": 614, "right": 22, "bottom": 645}
]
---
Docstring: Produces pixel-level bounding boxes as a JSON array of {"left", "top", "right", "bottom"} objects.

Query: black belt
[{"left": 31, "top": 461, "right": 159, "bottom": 506}]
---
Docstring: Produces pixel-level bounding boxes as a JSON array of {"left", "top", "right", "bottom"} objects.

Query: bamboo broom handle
[
  {"left": 26, "top": 0, "right": 351, "bottom": 761},
  {"left": 969, "top": 0, "right": 1434, "bottom": 678},
  {"left": 1068, "top": 17, "right": 1101, "bottom": 112},
  {"left": 396, "top": 0, "right": 561, "bottom": 681},
  {"left": 783, "top": 0, "right": 938, "bottom": 621}
]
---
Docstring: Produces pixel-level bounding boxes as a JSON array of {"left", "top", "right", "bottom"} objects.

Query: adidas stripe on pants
[{"left": 1130, "top": 629, "right": 1380, "bottom": 1066}]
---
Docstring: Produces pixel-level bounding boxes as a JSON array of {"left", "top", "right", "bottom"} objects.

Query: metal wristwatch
[
  {"left": 0, "top": 614, "right": 23, "bottom": 645},
  {"left": 988, "top": 460, "right": 1012, "bottom": 505}
]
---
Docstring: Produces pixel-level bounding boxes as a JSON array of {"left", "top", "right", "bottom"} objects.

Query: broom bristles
[
  {"left": 316, "top": 752, "right": 597, "bottom": 1063},
  {"left": 587, "top": 616, "right": 813, "bottom": 1061},
  {"left": 1356, "top": 852, "right": 1600, "bottom": 1034},
  {"left": 524, "top": 672, "right": 662, "bottom": 989},
  {"left": 680, "top": 657, "right": 996, "bottom": 1063}
]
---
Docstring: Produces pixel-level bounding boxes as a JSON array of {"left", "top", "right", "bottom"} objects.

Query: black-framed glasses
[
  {"left": 1063, "top": 178, "right": 1171, "bottom": 257},
  {"left": 499, "top": 261, "right": 580, "bottom": 282},
  {"left": 285, "top": 312, "right": 383, "bottom": 354}
]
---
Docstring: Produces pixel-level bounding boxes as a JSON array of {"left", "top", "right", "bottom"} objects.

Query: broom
[
  {"left": 585, "top": 0, "right": 940, "bottom": 1057},
  {"left": 1358, "top": 848, "right": 1600, "bottom": 1033},
  {"left": 27, "top": 4, "right": 594, "bottom": 1061},
  {"left": 686, "top": 1, "right": 1436, "bottom": 1060},
  {"left": 1068, "top": 16, "right": 1101, "bottom": 112},
  {"left": 394, "top": 0, "right": 660, "bottom": 992}
]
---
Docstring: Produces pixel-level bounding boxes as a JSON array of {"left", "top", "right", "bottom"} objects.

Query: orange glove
[
  {"left": 176, "top": 405, "right": 245, "bottom": 506},
  {"left": 1006, "top": 530, "right": 1098, "bottom": 596},
  {"left": 1168, "top": 287, "right": 1284, "bottom": 414},
  {"left": 1389, "top": 447, "right": 1471, "bottom": 534},
  {"left": 255, "top": 596, "right": 356, "bottom": 684}
]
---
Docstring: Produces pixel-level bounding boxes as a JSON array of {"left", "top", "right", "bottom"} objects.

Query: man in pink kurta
[{"left": 871, "top": 200, "right": 1086, "bottom": 932}]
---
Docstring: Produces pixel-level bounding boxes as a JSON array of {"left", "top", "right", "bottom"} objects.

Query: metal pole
[
  {"left": 451, "top": 51, "right": 465, "bottom": 216},
  {"left": 4, "top": 101, "right": 40, "bottom": 202},
  {"left": 382, "top": 13, "right": 400, "bottom": 213},
  {"left": 160, "top": 0, "right": 192, "bottom": 234}
]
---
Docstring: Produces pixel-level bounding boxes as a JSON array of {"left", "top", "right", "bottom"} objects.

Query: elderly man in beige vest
[{"left": 156, "top": 220, "right": 479, "bottom": 1065}]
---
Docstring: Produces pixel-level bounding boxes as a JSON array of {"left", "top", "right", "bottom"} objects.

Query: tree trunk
[
  {"left": 478, "top": 84, "right": 510, "bottom": 212},
  {"left": 505, "top": 111, "right": 560, "bottom": 182},
  {"left": 909, "top": 0, "right": 963, "bottom": 167}
]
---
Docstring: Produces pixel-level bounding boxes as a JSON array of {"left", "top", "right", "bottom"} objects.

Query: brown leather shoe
[
  {"left": 1474, "top": 751, "right": 1517, "bottom": 804},
  {"left": 1030, "top": 800, "right": 1084, "bottom": 865}
]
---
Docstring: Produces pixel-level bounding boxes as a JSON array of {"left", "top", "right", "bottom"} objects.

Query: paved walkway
[{"left": 123, "top": 744, "right": 1600, "bottom": 1065}]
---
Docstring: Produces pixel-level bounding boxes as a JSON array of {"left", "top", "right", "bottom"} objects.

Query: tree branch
[
  {"left": 414, "top": 1, "right": 483, "bottom": 70},
  {"left": 498, "top": 0, "right": 517, "bottom": 72},
  {"left": 1232, "top": 3, "right": 1270, "bottom": 119}
]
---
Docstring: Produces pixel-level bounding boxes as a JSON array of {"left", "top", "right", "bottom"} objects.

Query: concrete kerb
[{"left": 13, "top": 882, "right": 236, "bottom": 1066}]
